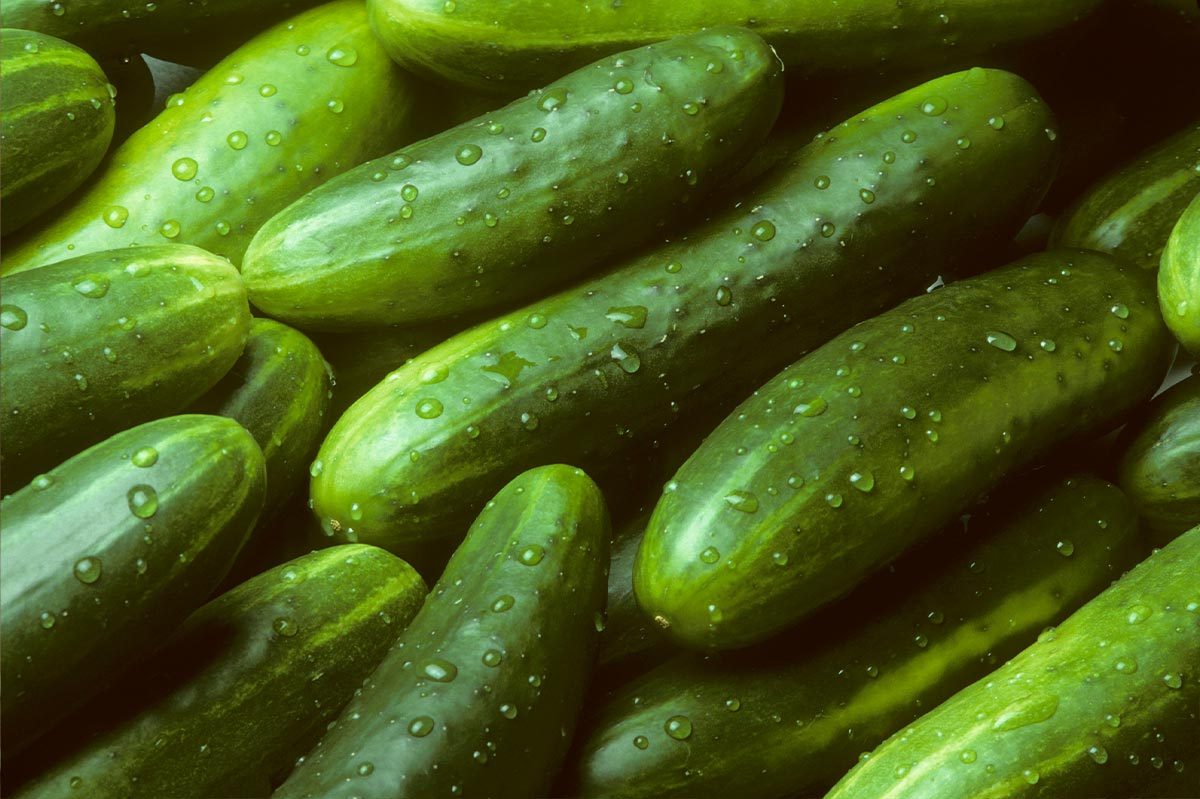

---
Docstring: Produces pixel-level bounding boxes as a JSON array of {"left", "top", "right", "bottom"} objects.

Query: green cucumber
[
  {"left": 367, "top": 0, "right": 1102, "bottom": 94},
  {"left": 1117, "top": 375, "right": 1200, "bottom": 544},
  {"left": 1, "top": 0, "right": 423, "bottom": 275},
  {"left": 12, "top": 545, "right": 426, "bottom": 799},
  {"left": 0, "top": 415, "right": 265, "bottom": 755},
  {"left": 1159, "top": 190, "right": 1200, "bottom": 354},
  {"left": 0, "top": 245, "right": 251, "bottom": 491},
  {"left": 101, "top": 53, "right": 156, "bottom": 145},
  {"left": 241, "top": 28, "right": 784, "bottom": 330},
  {"left": 275, "top": 465, "right": 609, "bottom": 798},
  {"left": 566, "top": 474, "right": 1143, "bottom": 799},
  {"left": 825, "top": 525, "right": 1200, "bottom": 799},
  {"left": 1051, "top": 122, "right": 1200, "bottom": 269},
  {"left": 0, "top": 29, "right": 115, "bottom": 236},
  {"left": 311, "top": 68, "right": 1059, "bottom": 560},
  {"left": 635, "top": 249, "right": 1173, "bottom": 650},
  {"left": 600, "top": 511, "right": 666, "bottom": 669}
]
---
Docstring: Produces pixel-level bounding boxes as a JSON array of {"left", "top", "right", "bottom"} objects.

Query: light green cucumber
[{"left": 1158, "top": 190, "right": 1200, "bottom": 354}]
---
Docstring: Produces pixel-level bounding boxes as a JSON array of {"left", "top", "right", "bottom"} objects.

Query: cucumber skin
[
  {"left": 311, "top": 68, "right": 1059, "bottom": 560},
  {"left": 567, "top": 475, "right": 1143, "bottom": 799},
  {"left": 635, "top": 249, "right": 1173, "bottom": 650},
  {"left": 0, "top": 245, "right": 251, "bottom": 491},
  {"left": 12, "top": 545, "right": 426, "bottom": 799},
  {"left": 1, "top": 0, "right": 423, "bottom": 275},
  {"left": 1158, "top": 191, "right": 1200, "bottom": 354},
  {"left": 367, "top": 0, "right": 1101, "bottom": 93},
  {"left": 0, "top": 29, "right": 115, "bottom": 236},
  {"left": 0, "top": 415, "right": 265, "bottom": 755},
  {"left": 241, "top": 28, "right": 784, "bottom": 330},
  {"left": 275, "top": 465, "right": 609, "bottom": 799},
  {"left": 1117, "top": 375, "right": 1200, "bottom": 544},
  {"left": 826, "top": 525, "right": 1200, "bottom": 799},
  {"left": 1051, "top": 122, "right": 1200, "bottom": 270}
]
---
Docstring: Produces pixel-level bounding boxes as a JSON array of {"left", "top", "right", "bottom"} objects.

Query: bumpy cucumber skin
[
  {"left": 1158, "top": 190, "right": 1200, "bottom": 354},
  {"left": 566, "top": 475, "right": 1143, "bottom": 799},
  {"left": 1052, "top": 123, "right": 1200, "bottom": 269},
  {"left": 0, "top": 415, "right": 265, "bottom": 755},
  {"left": 1117, "top": 375, "right": 1200, "bottom": 544},
  {"left": 367, "top": 0, "right": 1101, "bottom": 93},
  {"left": 0, "top": 245, "right": 251, "bottom": 491},
  {"left": 1, "top": 0, "right": 422, "bottom": 275},
  {"left": 241, "top": 28, "right": 784, "bottom": 330},
  {"left": 276, "top": 465, "right": 609, "bottom": 799},
  {"left": 827, "top": 525, "right": 1200, "bottom": 799},
  {"left": 0, "top": 29, "right": 115, "bottom": 236},
  {"left": 636, "top": 249, "right": 1173, "bottom": 650},
  {"left": 12, "top": 545, "right": 426, "bottom": 799},
  {"left": 311, "top": 68, "right": 1058, "bottom": 559}
]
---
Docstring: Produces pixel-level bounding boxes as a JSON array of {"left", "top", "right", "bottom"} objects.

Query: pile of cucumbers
[{"left": 1, "top": 1, "right": 1197, "bottom": 797}]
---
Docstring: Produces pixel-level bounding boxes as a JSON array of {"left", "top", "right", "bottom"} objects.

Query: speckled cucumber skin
[
  {"left": 1158, "top": 190, "right": 1200, "bottom": 354},
  {"left": 0, "top": 29, "right": 115, "bottom": 236},
  {"left": 275, "top": 465, "right": 609, "bottom": 799},
  {"left": 1, "top": 0, "right": 422, "bottom": 275},
  {"left": 635, "top": 249, "right": 1173, "bottom": 650},
  {"left": 826, "top": 525, "right": 1200, "bottom": 799},
  {"left": 0, "top": 245, "right": 251, "bottom": 491},
  {"left": 311, "top": 68, "right": 1059, "bottom": 560},
  {"left": 367, "top": 0, "right": 1102, "bottom": 94},
  {"left": 241, "top": 28, "right": 784, "bottom": 330},
  {"left": 566, "top": 475, "right": 1143, "bottom": 799},
  {"left": 0, "top": 415, "right": 265, "bottom": 756}
]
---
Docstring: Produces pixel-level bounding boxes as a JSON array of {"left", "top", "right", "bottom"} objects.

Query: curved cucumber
[
  {"left": 0, "top": 245, "right": 251, "bottom": 491},
  {"left": 311, "top": 68, "right": 1059, "bottom": 560},
  {"left": 1158, "top": 190, "right": 1200, "bottom": 354},
  {"left": 1, "top": 0, "right": 423, "bottom": 275},
  {"left": 0, "top": 415, "right": 265, "bottom": 754},
  {"left": 12, "top": 545, "right": 425, "bottom": 799},
  {"left": 102, "top": 53, "right": 156, "bottom": 145},
  {"left": 600, "top": 512, "right": 666, "bottom": 669},
  {"left": 275, "top": 465, "right": 609, "bottom": 798},
  {"left": 826, "top": 525, "right": 1200, "bottom": 799},
  {"left": 635, "top": 249, "right": 1173, "bottom": 650},
  {"left": 0, "top": 29, "right": 115, "bottom": 236},
  {"left": 241, "top": 28, "right": 784, "bottom": 330},
  {"left": 566, "top": 474, "right": 1143, "bottom": 799}
]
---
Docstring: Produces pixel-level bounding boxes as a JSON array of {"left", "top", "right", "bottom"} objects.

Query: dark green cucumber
[
  {"left": 0, "top": 245, "right": 251, "bottom": 490},
  {"left": 367, "top": 0, "right": 1101, "bottom": 94},
  {"left": 1, "top": 0, "right": 424, "bottom": 275},
  {"left": 0, "top": 415, "right": 265, "bottom": 755},
  {"left": 1159, "top": 190, "right": 1200, "bottom": 354},
  {"left": 636, "top": 249, "right": 1173, "bottom": 650},
  {"left": 1051, "top": 122, "right": 1200, "bottom": 269},
  {"left": 0, "top": 29, "right": 115, "bottom": 236},
  {"left": 275, "top": 465, "right": 609, "bottom": 798},
  {"left": 1117, "top": 375, "right": 1200, "bottom": 544},
  {"left": 600, "top": 511, "right": 667, "bottom": 669},
  {"left": 12, "top": 545, "right": 426, "bottom": 799},
  {"left": 311, "top": 68, "right": 1059, "bottom": 560},
  {"left": 567, "top": 474, "right": 1143, "bottom": 798},
  {"left": 241, "top": 28, "right": 784, "bottom": 330},
  {"left": 101, "top": 52, "right": 156, "bottom": 145},
  {"left": 826, "top": 525, "right": 1200, "bottom": 799}
]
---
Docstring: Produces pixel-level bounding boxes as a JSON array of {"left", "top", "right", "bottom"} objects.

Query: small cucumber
[
  {"left": 0, "top": 415, "right": 265, "bottom": 755},
  {"left": 275, "top": 465, "right": 609, "bottom": 799},
  {"left": 0, "top": 245, "right": 250, "bottom": 491},
  {"left": 635, "top": 249, "right": 1173, "bottom": 650},
  {"left": 1158, "top": 190, "right": 1200, "bottom": 354},
  {"left": 825, "top": 525, "right": 1200, "bottom": 799}
]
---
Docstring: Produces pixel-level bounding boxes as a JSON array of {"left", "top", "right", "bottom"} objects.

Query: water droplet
[
  {"left": 1, "top": 305, "right": 28, "bottom": 330},
  {"left": 408, "top": 716, "right": 435, "bottom": 737},
  {"left": 227, "top": 131, "right": 248, "bottom": 150},
  {"left": 499, "top": 703, "right": 518, "bottom": 719},
  {"left": 356, "top": 762, "right": 374, "bottom": 776},
  {"left": 752, "top": 220, "right": 776, "bottom": 241},
  {"left": 1163, "top": 672, "right": 1183, "bottom": 689},
  {"left": 1126, "top": 604, "right": 1152, "bottom": 624},
  {"left": 415, "top": 398, "right": 444, "bottom": 419},
  {"left": 1088, "top": 745, "right": 1109, "bottom": 764},
  {"left": 850, "top": 470, "right": 875, "bottom": 492},
  {"left": 309, "top": 459, "right": 323, "bottom": 477},
  {"left": 606, "top": 306, "right": 647, "bottom": 328},
  {"left": 171, "top": 157, "right": 198, "bottom": 181},
  {"left": 419, "top": 364, "right": 448, "bottom": 384},
  {"left": 899, "top": 464, "right": 916, "bottom": 482},
  {"left": 900, "top": 405, "right": 918, "bottom": 420},
  {"left": 699, "top": 546, "right": 721, "bottom": 564},
  {"left": 1039, "top": 339, "right": 1057, "bottom": 352},
  {"left": 611, "top": 343, "right": 641, "bottom": 374},
  {"left": 820, "top": 222, "right": 836, "bottom": 238},
  {"left": 422, "top": 658, "right": 458, "bottom": 682},
  {"left": 491, "top": 595, "right": 514, "bottom": 613},
  {"left": 273, "top": 617, "right": 298, "bottom": 637},
  {"left": 1056, "top": 540, "right": 1074, "bottom": 557},
  {"left": 921, "top": 96, "right": 948, "bottom": 116},
  {"left": 985, "top": 331, "right": 1018, "bottom": 352},
  {"left": 455, "top": 144, "right": 483, "bottom": 165},
  {"left": 127, "top": 485, "right": 158, "bottom": 518},
  {"left": 519, "top": 545, "right": 545, "bottom": 565},
  {"left": 724, "top": 491, "right": 759, "bottom": 513},
  {"left": 132, "top": 447, "right": 158, "bottom": 467},
  {"left": 992, "top": 693, "right": 1059, "bottom": 731},
  {"left": 664, "top": 715, "right": 692, "bottom": 740},
  {"left": 794, "top": 397, "right": 828, "bottom": 417},
  {"left": 1107, "top": 339, "right": 1123, "bottom": 352},
  {"left": 31, "top": 474, "right": 54, "bottom": 491},
  {"left": 955, "top": 137, "right": 971, "bottom": 150},
  {"left": 988, "top": 115, "right": 1006, "bottom": 130},
  {"left": 327, "top": 99, "right": 345, "bottom": 114},
  {"left": 71, "top": 275, "right": 110, "bottom": 299},
  {"left": 538, "top": 87, "right": 568, "bottom": 112},
  {"left": 73, "top": 557, "right": 102, "bottom": 584},
  {"left": 814, "top": 175, "right": 831, "bottom": 190},
  {"left": 901, "top": 129, "right": 918, "bottom": 143},
  {"left": 859, "top": 188, "right": 876, "bottom": 204},
  {"left": 326, "top": 45, "right": 358, "bottom": 66},
  {"left": 1110, "top": 303, "right": 1129, "bottom": 319},
  {"left": 613, "top": 78, "right": 634, "bottom": 94},
  {"left": 825, "top": 493, "right": 844, "bottom": 508},
  {"left": 633, "top": 735, "right": 650, "bottom": 749},
  {"left": 102, "top": 206, "right": 129, "bottom": 228},
  {"left": 959, "top": 750, "right": 977, "bottom": 764},
  {"left": 1022, "top": 769, "right": 1040, "bottom": 785},
  {"left": 482, "top": 649, "right": 503, "bottom": 667},
  {"left": 264, "top": 130, "right": 283, "bottom": 146},
  {"left": 159, "top": 220, "right": 181, "bottom": 239},
  {"left": 40, "top": 611, "right": 56, "bottom": 629},
  {"left": 135, "top": 558, "right": 148, "bottom": 574}
]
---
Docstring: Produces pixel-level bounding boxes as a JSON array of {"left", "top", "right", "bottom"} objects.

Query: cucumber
[
  {"left": 1051, "top": 122, "right": 1200, "bottom": 269},
  {"left": 825, "top": 524, "right": 1200, "bottom": 799},
  {"left": 566, "top": 474, "right": 1143, "bottom": 799},
  {"left": 366, "top": 0, "right": 1102, "bottom": 94},
  {"left": 12, "top": 545, "right": 426, "bottom": 799},
  {"left": 311, "top": 68, "right": 1059, "bottom": 560},
  {"left": 600, "top": 512, "right": 666, "bottom": 669},
  {"left": 0, "top": 29, "right": 115, "bottom": 236},
  {"left": 274, "top": 465, "right": 609, "bottom": 798},
  {"left": 0, "top": 245, "right": 251, "bottom": 491},
  {"left": 1, "top": 0, "right": 424, "bottom": 275},
  {"left": 0, "top": 415, "right": 265, "bottom": 755},
  {"left": 635, "top": 249, "right": 1173, "bottom": 650},
  {"left": 1159, "top": 190, "right": 1200, "bottom": 354},
  {"left": 1117, "top": 375, "right": 1200, "bottom": 544},
  {"left": 101, "top": 53, "right": 156, "bottom": 145},
  {"left": 241, "top": 28, "right": 785, "bottom": 330}
]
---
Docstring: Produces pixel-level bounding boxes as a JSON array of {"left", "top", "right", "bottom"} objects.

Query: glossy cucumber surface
[{"left": 1158, "top": 190, "right": 1200, "bottom": 354}]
